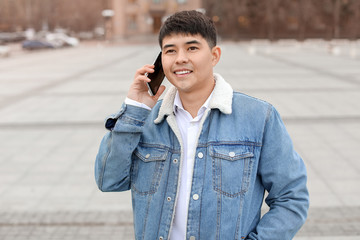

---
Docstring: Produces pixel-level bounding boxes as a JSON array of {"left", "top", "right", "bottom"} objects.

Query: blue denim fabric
[{"left": 95, "top": 75, "right": 309, "bottom": 240}]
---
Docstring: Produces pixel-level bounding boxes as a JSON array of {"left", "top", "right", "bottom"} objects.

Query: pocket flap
[
  {"left": 209, "top": 145, "right": 254, "bottom": 161},
  {"left": 134, "top": 145, "right": 168, "bottom": 162}
]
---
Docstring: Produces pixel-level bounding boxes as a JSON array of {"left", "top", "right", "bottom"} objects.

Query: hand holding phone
[
  {"left": 147, "top": 52, "right": 165, "bottom": 96},
  {"left": 127, "top": 53, "right": 166, "bottom": 109}
]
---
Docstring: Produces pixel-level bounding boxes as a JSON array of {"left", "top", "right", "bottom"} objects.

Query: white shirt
[
  {"left": 170, "top": 92, "right": 212, "bottom": 240},
  {"left": 125, "top": 92, "right": 212, "bottom": 240}
]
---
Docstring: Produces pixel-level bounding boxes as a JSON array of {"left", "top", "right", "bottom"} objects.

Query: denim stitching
[
  {"left": 155, "top": 157, "right": 173, "bottom": 240},
  {"left": 131, "top": 145, "right": 169, "bottom": 195},
  {"left": 99, "top": 133, "right": 113, "bottom": 190},
  {"left": 141, "top": 192, "right": 153, "bottom": 240},
  {"left": 205, "top": 141, "right": 262, "bottom": 147},
  {"left": 216, "top": 172, "right": 222, "bottom": 239},
  {"left": 198, "top": 151, "right": 207, "bottom": 240},
  {"left": 234, "top": 191, "right": 246, "bottom": 240},
  {"left": 212, "top": 152, "right": 254, "bottom": 161},
  {"left": 119, "top": 115, "right": 146, "bottom": 126},
  {"left": 131, "top": 160, "right": 165, "bottom": 196},
  {"left": 211, "top": 145, "right": 255, "bottom": 198}
]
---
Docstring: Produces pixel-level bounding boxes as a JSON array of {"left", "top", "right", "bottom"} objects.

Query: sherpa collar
[{"left": 154, "top": 73, "right": 233, "bottom": 124}]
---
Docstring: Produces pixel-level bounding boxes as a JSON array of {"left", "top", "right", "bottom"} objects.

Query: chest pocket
[
  {"left": 210, "top": 144, "right": 255, "bottom": 198},
  {"left": 131, "top": 145, "right": 168, "bottom": 195}
]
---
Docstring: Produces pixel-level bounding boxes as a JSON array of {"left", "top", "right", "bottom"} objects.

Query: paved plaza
[{"left": 0, "top": 39, "right": 360, "bottom": 239}]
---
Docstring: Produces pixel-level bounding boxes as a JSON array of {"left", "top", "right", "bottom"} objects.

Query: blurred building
[
  {"left": 0, "top": 0, "right": 109, "bottom": 33},
  {"left": 108, "top": 0, "right": 360, "bottom": 40},
  {"left": 204, "top": 0, "right": 360, "bottom": 40},
  {"left": 109, "top": 0, "right": 202, "bottom": 40},
  {"left": 0, "top": 0, "right": 359, "bottom": 41}
]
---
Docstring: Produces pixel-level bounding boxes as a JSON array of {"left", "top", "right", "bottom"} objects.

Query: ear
[{"left": 211, "top": 46, "right": 221, "bottom": 67}]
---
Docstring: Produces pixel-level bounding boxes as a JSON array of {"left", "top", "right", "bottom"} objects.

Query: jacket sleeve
[
  {"left": 247, "top": 106, "right": 309, "bottom": 240},
  {"left": 95, "top": 103, "right": 151, "bottom": 192}
]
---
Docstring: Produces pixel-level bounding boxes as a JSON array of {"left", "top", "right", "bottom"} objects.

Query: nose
[{"left": 175, "top": 49, "right": 189, "bottom": 64}]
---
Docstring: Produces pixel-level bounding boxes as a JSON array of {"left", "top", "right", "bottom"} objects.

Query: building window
[
  {"left": 177, "top": 0, "right": 187, "bottom": 3},
  {"left": 153, "top": 0, "right": 161, "bottom": 3}
]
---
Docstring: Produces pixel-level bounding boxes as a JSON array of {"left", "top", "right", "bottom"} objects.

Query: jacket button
[
  {"left": 145, "top": 154, "right": 150, "bottom": 159},
  {"left": 173, "top": 159, "right": 178, "bottom": 164},
  {"left": 193, "top": 194, "right": 199, "bottom": 200},
  {"left": 159, "top": 237, "right": 163, "bottom": 240},
  {"left": 167, "top": 197, "right": 171, "bottom": 201},
  {"left": 229, "top": 152, "right": 235, "bottom": 157},
  {"left": 190, "top": 236, "right": 196, "bottom": 240},
  {"left": 197, "top": 152, "right": 203, "bottom": 158}
]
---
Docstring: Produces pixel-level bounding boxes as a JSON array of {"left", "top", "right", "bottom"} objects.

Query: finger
[
  {"left": 135, "top": 75, "right": 151, "bottom": 83},
  {"left": 136, "top": 65, "right": 155, "bottom": 76}
]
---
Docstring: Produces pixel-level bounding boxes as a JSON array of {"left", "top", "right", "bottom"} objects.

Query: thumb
[{"left": 153, "top": 85, "right": 166, "bottom": 101}]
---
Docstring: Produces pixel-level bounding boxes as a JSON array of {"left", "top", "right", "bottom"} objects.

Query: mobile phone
[{"left": 147, "top": 52, "right": 165, "bottom": 96}]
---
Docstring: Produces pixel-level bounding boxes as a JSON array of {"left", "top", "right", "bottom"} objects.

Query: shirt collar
[
  {"left": 173, "top": 90, "right": 213, "bottom": 118},
  {"left": 154, "top": 73, "right": 233, "bottom": 124}
]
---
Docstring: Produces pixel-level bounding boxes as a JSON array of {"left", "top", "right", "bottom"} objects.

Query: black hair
[{"left": 158, "top": 10, "right": 217, "bottom": 48}]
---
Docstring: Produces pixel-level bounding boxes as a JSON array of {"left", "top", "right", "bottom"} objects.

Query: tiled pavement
[{"left": 0, "top": 39, "right": 359, "bottom": 239}]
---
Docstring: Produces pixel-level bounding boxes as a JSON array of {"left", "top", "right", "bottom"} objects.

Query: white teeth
[{"left": 175, "top": 70, "right": 191, "bottom": 75}]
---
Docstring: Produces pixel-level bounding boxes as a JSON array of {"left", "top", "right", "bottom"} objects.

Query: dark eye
[
  {"left": 165, "top": 49, "right": 176, "bottom": 54},
  {"left": 189, "top": 46, "right": 198, "bottom": 51}
]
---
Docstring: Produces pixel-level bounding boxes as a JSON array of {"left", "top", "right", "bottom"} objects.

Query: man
[{"left": 95, "top": 10, "right": 309, "bottom": 240}]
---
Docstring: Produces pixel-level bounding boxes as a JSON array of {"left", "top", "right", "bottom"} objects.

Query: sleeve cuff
[{"left": 125, "top": 97, "right": 152, "bottom": 111}]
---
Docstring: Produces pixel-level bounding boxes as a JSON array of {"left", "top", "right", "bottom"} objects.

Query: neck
[{"left": 178, "top": 80, "right": 215, "bottom": 118}]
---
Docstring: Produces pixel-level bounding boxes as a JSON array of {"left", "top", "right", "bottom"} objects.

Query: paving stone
[{"left": 0, "top": 40, "right": 359, "bottom": 239}]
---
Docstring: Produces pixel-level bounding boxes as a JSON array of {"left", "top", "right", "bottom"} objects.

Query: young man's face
[{"left": 161, "top": 33, "right": 221, "bottom": 96}]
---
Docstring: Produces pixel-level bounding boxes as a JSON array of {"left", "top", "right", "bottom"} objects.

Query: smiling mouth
[{"left": 174, "top": 70, "right": 192, "bottom": 75}]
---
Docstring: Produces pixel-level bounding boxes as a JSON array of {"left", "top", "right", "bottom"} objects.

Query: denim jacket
[{"left": 95, "top": 74, "right": 309, "bottom": 240}]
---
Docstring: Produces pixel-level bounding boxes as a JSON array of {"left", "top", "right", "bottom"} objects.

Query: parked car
[
  {"left": 22, "top": 40, "right": 55, "bottom": 50},
  {"left": 0, "top": 32, "right": 26, "bottom": 44},
  {"left": 22, "top": 32, "right": 79, "bottom": 50}
]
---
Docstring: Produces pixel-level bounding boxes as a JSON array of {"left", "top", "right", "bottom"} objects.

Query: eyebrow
[
  {"left": 163, "top": 40, "right": 201, "bottom": 49},
  {"left": 186, "top": 40, "right": 201, "bottom": 45}
]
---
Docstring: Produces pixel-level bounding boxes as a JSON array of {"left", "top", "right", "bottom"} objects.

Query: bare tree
[
  {"left": 0, "top": 0, "right": 107, "bottom": 32},
  {"left": 265, "top": 0, "right": 279, "bottom": 40},
  {"left": 333, "top": 0, "right": 341, "bottom": 38},
  {"left": 1, "top": 0, "right": 360, "bottom": 39}
]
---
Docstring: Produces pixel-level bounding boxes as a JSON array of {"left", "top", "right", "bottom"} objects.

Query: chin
[{"left": 177, "top": 85, "right": 195, "bottom": 94}]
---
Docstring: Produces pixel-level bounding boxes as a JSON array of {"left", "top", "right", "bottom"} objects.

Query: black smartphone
[{"left": 147, "top": 52, "right": 165, "bottom": 96}]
